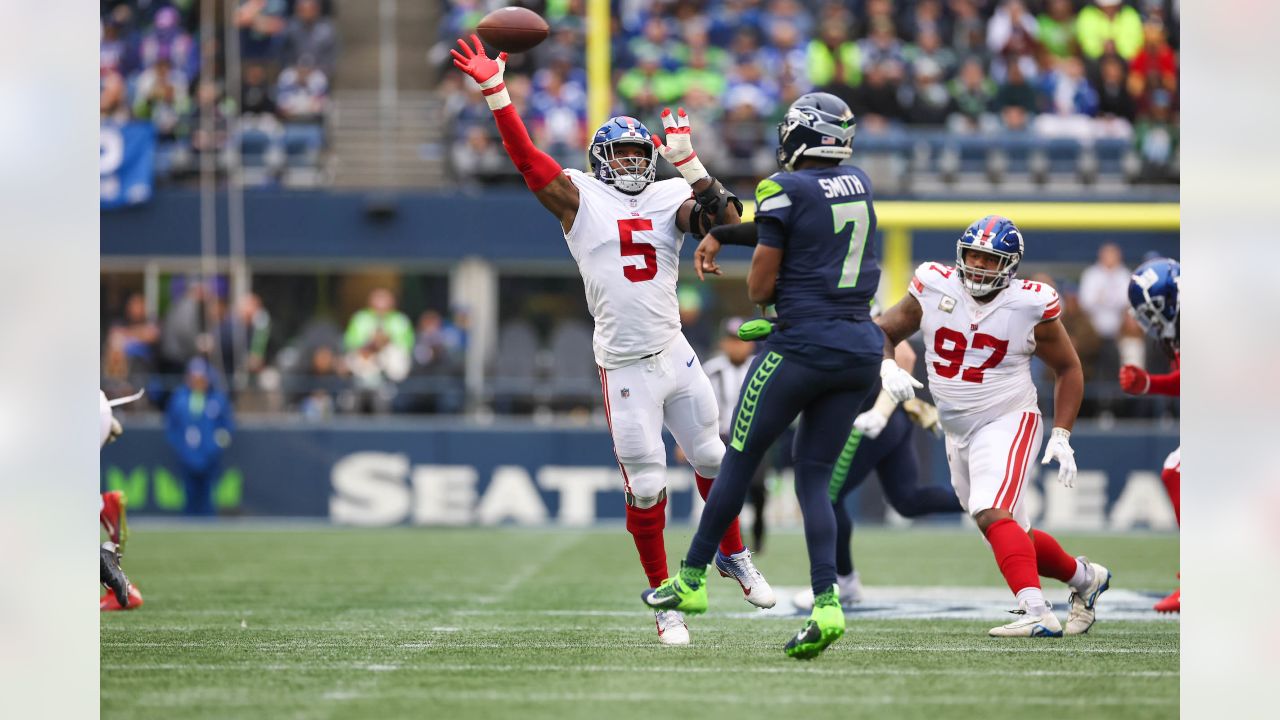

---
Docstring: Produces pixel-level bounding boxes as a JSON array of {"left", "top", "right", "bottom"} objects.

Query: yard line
[
  {"left": 105, "top": 662, "right": 1177, "bottom": 679},
  {"left": 476, "top": 532, "right": 582, "bottom": 605}
]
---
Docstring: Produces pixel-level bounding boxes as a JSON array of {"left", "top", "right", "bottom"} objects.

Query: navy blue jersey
[{"left": 755, "top": 164, "right": 883, "bottom": 364}]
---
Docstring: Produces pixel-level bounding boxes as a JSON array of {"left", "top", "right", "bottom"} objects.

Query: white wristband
[{"left": 675, "top": 156, "right": 709, "bottom": 186}]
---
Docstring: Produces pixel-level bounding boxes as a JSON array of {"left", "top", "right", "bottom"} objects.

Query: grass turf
[{"left": 102, "top": 526, "right": 1178, "bottom": 719}]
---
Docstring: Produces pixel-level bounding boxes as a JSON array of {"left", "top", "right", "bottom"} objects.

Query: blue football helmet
[
  {"left": 956, "top": 215, "right": 1024, "bottom": 296},
  {"left": 1128, "top": 257, "right": 1180, "bottom": 350},
  {"left": 588, "top": 116, "right": 657, "bottom": 194},
  {"left": 775, "top": 93, "right": 856, "bottom": 171}
]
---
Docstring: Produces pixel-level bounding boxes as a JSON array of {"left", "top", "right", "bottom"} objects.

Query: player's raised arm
[
  {"left": 451, "top": 35, "right": 579, "bottom": 232},
  {"left": 1033, "top": 316, "right": 1084, "bottom": 487},
  {"left": 651, "top": 107, "right": 744, "bottom": 278}
]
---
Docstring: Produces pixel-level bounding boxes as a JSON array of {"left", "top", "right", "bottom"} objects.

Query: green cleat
[
  {"left": 641, "top": 562, "right": 709, "bottom": 615},
  {"left": 784, "top": 585, "right": 846, "bottom": 660}
]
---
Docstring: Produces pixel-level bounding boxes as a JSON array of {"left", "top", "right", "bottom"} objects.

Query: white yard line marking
[
  {"left": 103, "top": 640, "right": 1174, "bottom": 654},
  {"left": 475, "top": 533, "right": 581, "bottom": 606}
]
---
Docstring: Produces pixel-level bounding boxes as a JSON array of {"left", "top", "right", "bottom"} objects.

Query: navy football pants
[
  {"left": 828, "top": 410, "right": 963, "bottom": 576},
  {"left": 686, "top": 345, "right": 879, "bottom": 596}
]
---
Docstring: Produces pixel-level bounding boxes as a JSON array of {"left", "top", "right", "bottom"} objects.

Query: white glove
[
  {"left": 879, "top": 358, "right": 923, "bottom": 404},
  {"left": 653, "top": 107, "right": 708, "bottom": 185},
  {"left": 853, "top": 409, "right": 889, "bottom": 439},
  {"left": 106, "top": 417, "right": 123, "bottom": 444},
  {"left": 1041, "top": 426, "right": 1077, "bottom": 488}
]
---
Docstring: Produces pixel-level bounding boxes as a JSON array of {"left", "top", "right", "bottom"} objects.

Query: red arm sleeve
[
  {"left": 492, "top": 104, "right": 563, "bottom": 192},
  {"left": 1146, "top": 369, "right": 1179, "bottom": 396}
]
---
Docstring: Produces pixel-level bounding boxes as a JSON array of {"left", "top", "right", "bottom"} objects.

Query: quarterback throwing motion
[
  {"left": 876, "top": 216, "right": 1111, "bottom": 637},
  {"left": 452, "top": 36, "right": 773, "bottom": 646}
]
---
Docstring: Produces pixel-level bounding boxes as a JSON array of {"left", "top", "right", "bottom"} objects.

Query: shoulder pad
[
  {"left": 910, "top": 262, "right": 956, "bottom": 296},
  {"left": 1011, "top": 278, "right": 1061, "bottom": 321}
]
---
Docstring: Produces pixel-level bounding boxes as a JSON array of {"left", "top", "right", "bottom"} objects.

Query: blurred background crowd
[
  {"left": 101, "top": 0, "right": 337, "bottom": 185},
  {"left": 439, "top": 0, "right": 1179, "bottom": 193}
]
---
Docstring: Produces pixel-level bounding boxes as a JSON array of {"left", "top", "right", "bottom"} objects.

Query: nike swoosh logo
[{"left": 686, "top": 357, "right": 694, "bottom": 367}]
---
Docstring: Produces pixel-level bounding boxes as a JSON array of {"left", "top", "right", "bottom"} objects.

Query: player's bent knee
[
  {"left": 622, "top": 463, "right": 667, "bottom": 507},
  {"left": 972, "top": 507, "right": 1013, "bottom": 532},
  {"left": 688, "top": 434, "right": 725, "bottom": 478}
]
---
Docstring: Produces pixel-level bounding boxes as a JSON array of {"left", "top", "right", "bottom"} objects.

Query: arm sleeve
[
  {"left": 709, "top": 222, "right": 758, "bottom": 247},
  {"left": 1146, "top": 369, "right": 1179, "bottom": 396},
  {"left": 492, "top": 104, "right": 563, "bottom": 192}
]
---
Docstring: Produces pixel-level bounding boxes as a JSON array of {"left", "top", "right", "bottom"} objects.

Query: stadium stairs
[{"left": 328, "top": 0, "right": 449, "bottom": 189}]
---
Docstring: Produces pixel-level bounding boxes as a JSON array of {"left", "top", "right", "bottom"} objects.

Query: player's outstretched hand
[
  {"left": 902, "top": 398, "right": 943, "bottom": 438},
  {"left": 694, "top": 233, "right": 722, "bottom": 280},
  {"left": 1118, "top": 364, "right": 1150, "bottom": 395},
  {"left": 853, "top": 409, "right": 889, "bottom": 439},
  {"left": 879, "top": 358, "right": 923, "bottom": 403},
  {"left": 106, "top": 417, "right": 124, "bottom": 444},
  {"left": 1041, "top": 427, "right": 1077, "bottom": 488},
  {"left": 450, "top": 34, "right": 508, "bottom": 88},
  {"left": 654, "top": 108, "right": 709, "bottom": 185}
]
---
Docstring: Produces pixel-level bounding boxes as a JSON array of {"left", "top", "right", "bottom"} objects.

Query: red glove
[
  {"left": 1119, "top": 365, "right": 1150, "bottom": 395},
  {"left": 450, "top": 35, "right": 510, "bottom": 109}
]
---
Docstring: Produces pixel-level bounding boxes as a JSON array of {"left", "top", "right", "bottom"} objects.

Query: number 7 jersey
[
  {"left": 561, "top": 168, "right": 694, "bottom": 369},
  {"left": 909, "top": 262, "right": 1062, "bottom": 445}
]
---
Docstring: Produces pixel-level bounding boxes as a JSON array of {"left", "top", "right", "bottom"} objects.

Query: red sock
[
  {"left": 984, "top": 518, "right": 1041, "bottom": 595},
  {"left": 625, "top": 499, "right": 668, "bottom": 588},
  {"left": 1162, "top": 466, "right": 1180, "bottom": 525},
  {"left": 1031, "top": 529, "right": 1079, "bottom": 584},
  {"left": 695, "top": 473, "right": 745, "bottom": 555}
]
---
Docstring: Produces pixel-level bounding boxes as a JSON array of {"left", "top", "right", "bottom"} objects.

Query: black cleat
[{"left": 100, "top": 542, "right": 130, "bottom": 608}]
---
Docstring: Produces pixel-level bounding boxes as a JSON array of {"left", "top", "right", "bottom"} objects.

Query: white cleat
[
  {"left": 988, "top": 600, "right": 1064, "bottom": 638},
  {"left": 714, "top": 549, "right": 776, "bottom": 609},
  {"left": 1065, "top": 557, "right": 1111, "bottom": 636},
  {"left": 793, "top": 571, "right": 863, "bottom": 612},
  {"left": 655, "top": 609, "right": 689, "bottom": 646}
]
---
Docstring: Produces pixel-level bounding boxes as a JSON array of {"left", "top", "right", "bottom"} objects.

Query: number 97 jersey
[{"left": 910, "top": 262, "right": 1061, "bottom": 445}]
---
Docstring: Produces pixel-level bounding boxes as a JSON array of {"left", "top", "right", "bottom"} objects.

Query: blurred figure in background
[
  {"left": 284, "top": 0, "right": 339, "bottom": 76},
  {"left": 164, "top": 358, "right": 235, "bottom": 517}
]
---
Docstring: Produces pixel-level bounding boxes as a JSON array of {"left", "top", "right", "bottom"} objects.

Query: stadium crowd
[
  {"left": 439, "top": 0, "right": 1179, "bottom": 190},
  {"left": 100, "top": 0, "right": 337, "bottom": 183},
  {"left": 101, "top": 243, "right": 1175, "bottom": 422}
]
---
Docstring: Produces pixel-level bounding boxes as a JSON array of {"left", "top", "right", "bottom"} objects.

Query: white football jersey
[
  {"left": 562, "top": 168, "right": 693, "bottom": 369},
  {"left": 910, "top": 262, "right": 1061, "bottom": 445}
]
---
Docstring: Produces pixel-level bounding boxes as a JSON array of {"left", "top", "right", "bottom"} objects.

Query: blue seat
[
  {"left": 953, "top": 136, "right": 991, "bottom": 175},
  {"left": 1094, "top": 138, "right": 1131, "bottom": 177},
  {"left": 239, "top": 128, "right": 272, "bottom": 167},
  {"left": 1045, "top": 138, "right": 1082, "bottom": 175}
]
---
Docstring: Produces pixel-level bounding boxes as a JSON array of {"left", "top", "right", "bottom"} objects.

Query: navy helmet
[
  {"left": 775, "top": 93, "right": 856, "bottom": 171},
  {"left": 956, "top": 215, "right": 1024, "bottom": 296},
  {"left": 1128, "top": 257, "right": 1180, "bottom": 349},
  {"left": 588, "top": 116, "right": 657, "bottom": 194}
]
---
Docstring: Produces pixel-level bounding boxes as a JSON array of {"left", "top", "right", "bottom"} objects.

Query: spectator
[
  {"left": 237, "top": 0, "right": 288, "bottom": 61},
  {"left": 761, "top": 0, "right": 814, "bottom": 40},
  {"left": 1095, "top": 53, "right": 1136, "bottom": 127},
  {"left": 140, "top": 6, "right": 197, "bottom": 79},
  {"left": 1034, "top": 55, "right": 1099, "bottom": 139},
  {"left": 903, "top": 0, "right": 949, "bottom": 44},
  {"left": 297, "top": 345, "right": 346, "bottom": 420},
  {"left": 218, "top": 292, "right": 272, "bottom": 377},
  {"left": 160, "top": 279, "right": 210, "bottom": 375},
  {"left": 529, "top": 70, "right": 588, "bottom": 166},
  {"left": 240, "top": 62, "right": 278, "bottom": 117},
  {"left": 344, "top": 288, "right": 415, "bottom": 357},
  {"left": 725, "top": 58, "right": 781, "bottom": 116},
  {"left": 987, "top": 0, "right": 1040, "bottom": 62},
  {"left": 616, "top": 50, "right": 681, "bottom": 119},
  {"left": 948, "top": 0, "right": 987, "bottom": 57},
  {"left": 905, "top": 28, "right": 957, "bottom": 82},
  {"left": 277, "top": 55, "right": 329, "bottom": 122},
  {"left": 993, "top": 59, "right": 1038, "bottom": 119},
  {"left": 627, "top": 15, "right": 677, "bottom": 69},
  {"left": 850, "top": 62, "right": 906, "bottom": 131},
  {"left": 116, "top": 292, "right": 161, "bottom": 372},
  {"left": 1128, "top": 21, "right": 1178, "bottom": 90},
  {"left": 132, "top": 57, "right": 191, "bottom": 140},
  {"left": 284, "top": 0, "right": 339, "bottom": 76},
  {"left": 345, "top": 327, "right": 410, "bottom": 414},
  {"left": 721, "top": 90, "right": 771, "bottom": 182},
  {"left": 100, "top": 14, "right": 137, "bottom": 77},
  {"left": 1037, "top": 0, "right": 1079, "bottom": 59},
  {"left": 673, "top": 45, "right": 728, "bottom": 101},
  {"left": 1079, "top": 243, "right": 1132, "bottom": 341},
  {"left": 1057, "top": 282, "right": 1103, "bottom": 386},
  {"left": 1077, "top": 0, "right": 1144, "bottom": 61},
  {"left": 904, "top": 57, "right": 954, "bottom": 126},
  {"left": 190, "top": 80, "right": 235, "bottom": 154},
  {"left": 807, "top": 15, "right": 862, "bottom": 91},
  {"left": 164, "top": 358, "right": 234, "bottom": 517},
  {"left": 947, "top": 57, "right": 997, "bottom": 133},
  {"left": 761, "top": 21, "right": 809, "bottom": 90},
  {"left": 859, "top": 18, "right": 906, "bottom": 71},
  {"left": 452, "top": 125, "right": 512, "bottom": 185},
  {"left": 101, "top": 70, "right": 131, "bottom": 123}
]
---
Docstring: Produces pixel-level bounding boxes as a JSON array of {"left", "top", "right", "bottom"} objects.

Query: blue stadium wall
[
  {"left": 102, "top": 421, "right": 1178, "bottom": 531},
  {"left": 101, "top": 189, "right": 1179, "bottom": 262}
]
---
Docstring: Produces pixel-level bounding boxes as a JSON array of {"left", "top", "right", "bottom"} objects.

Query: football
[{"left": 476, "top": 7, "right": 550, "bottom": 54}]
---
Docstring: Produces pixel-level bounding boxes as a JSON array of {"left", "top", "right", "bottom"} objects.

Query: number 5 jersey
[
  {"left": 561, "top": 168, "right": 695, "bottom": 370},
  {"left": 909, "top": 262, "right": 1062, "bottom": 445}
]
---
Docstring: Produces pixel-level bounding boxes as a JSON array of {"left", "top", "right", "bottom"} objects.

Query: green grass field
[{"left": 101, "top": 526, "right": 1179, "bottom": 719}]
